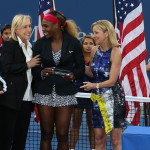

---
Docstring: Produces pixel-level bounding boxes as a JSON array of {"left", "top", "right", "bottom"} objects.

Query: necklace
[{"left": 99, "top": 45, "right": 110, "bottom": 52}]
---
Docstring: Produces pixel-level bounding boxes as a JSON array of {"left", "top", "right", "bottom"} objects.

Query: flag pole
[
  {"left": 112, "top": 0, "right": 116, "bottom": 27},
  {"left": 144, "top": 103, "right": 148, "bottom": 126},
  {"left": 52, "top": 0, "right": 56, "bottom": 10}
]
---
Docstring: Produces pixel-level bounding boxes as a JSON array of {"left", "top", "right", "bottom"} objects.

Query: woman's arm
[
  {"left": 1, "top": 40, "right": 28, "bottom": 74},
  {"left": 72, "top": 40, "right": 85, "bottom": 79},
  {"left": 32, "top": 40, "right": 43, "bottom": 79},
  {"left": 81, "top": 47, "right": 121, "bottom": 91},
  {"left": 85, "top": 46, "right": 97, "bottom": 77},
  {"left": 2, "top": 40, "right": 40, "bottom": 75},
  {"left": 101, "top": 46, "right": 121, "bottom": 87},
  {"left": 32, "top": 39, "right": 55, "bottom": 79},
  {"left": 146, "top": 61, "right": 150, "bottom": 72}
]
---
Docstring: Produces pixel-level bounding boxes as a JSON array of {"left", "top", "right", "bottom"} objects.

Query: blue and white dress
[{"left": 90, "top": 47, "right": 126, "bottom": 134}]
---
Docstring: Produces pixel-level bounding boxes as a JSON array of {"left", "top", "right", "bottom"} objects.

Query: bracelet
[{"left": 96, "top": 83, "right": 99, "bottom": 89}]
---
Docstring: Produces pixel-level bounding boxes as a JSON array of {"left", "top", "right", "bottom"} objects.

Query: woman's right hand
[
  {"left": 27, "top": 54, "right": 41, "bottom": 68},
  {"left": 85, "top": 66, "right": 93, "bottom": 77},
  {"left": 0, "top": 91, "right": 4, "bottom": 94},
  {"left": 41, "top": 68, "right": 55, "bottom": 77}
]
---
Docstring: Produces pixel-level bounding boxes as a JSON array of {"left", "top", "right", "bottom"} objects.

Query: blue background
[{"left": 0, "top": 0, "right": 150, "bottom": 63}]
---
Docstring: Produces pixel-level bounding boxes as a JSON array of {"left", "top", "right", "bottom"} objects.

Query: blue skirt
[{"left": 75, "top": 97, "right": 93, "bottom": 109}]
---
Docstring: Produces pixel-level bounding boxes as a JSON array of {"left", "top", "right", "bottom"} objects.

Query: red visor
[{"left": 43, "top": 13, "right": 61, "bottom": 25}]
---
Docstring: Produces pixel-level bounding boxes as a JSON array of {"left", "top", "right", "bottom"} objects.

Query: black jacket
[
  {"left": 0, "top": 38, "right": 33, "bottom": 110},
  {"left": 32, "top": 32, "right": 85, "bottom": 95}
]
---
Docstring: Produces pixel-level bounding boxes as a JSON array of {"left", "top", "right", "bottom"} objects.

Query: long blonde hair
[
  {"left": 11, "top": 14, "right": 31, "bottom": 41},
  {"left": 91, "top": 20, "right": 119, "bottom": 48}
]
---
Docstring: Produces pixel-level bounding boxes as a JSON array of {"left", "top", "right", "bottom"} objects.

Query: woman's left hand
[
  {"left": 63, "top": 72, "right": 74, "bottom": 82},
  {"left": 80, "top": 82, "right": 96, "bottom": 91}
]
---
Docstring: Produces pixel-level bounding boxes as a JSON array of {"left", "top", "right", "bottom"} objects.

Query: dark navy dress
[{"left": 74, "top": 61, "right": 93, "bottom": 109}]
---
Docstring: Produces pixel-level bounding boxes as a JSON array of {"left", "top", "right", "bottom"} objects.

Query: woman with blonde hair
[
  {"left": 0, "top": 14, "right": 40, "bottom": 150},
  {"left": 32, "top": 10, "right": 85, "bottom": 150},
  {"left": 81, "top": 20, "right": 126, "bottom": 150}
]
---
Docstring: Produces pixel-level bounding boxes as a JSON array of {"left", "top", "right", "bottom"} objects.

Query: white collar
[{"left": 17, "top": 36, "right": 32, "bottom": 48}]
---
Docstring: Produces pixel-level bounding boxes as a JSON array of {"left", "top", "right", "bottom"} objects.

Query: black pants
[{"left": 0, "top": 101, "right": 33, "bottom": 150}]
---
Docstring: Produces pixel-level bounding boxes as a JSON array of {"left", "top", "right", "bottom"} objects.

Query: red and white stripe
[
  {"left": 38, "top": 10, "right": 50, "bottom": 39},
  {"left": 115, "top": 3, "right": 150, "bottom": 125}
]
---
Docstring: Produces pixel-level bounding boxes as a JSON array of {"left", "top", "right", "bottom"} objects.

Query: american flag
[
  {"left": 114, "top": 0, "right": 150, "bottom": 125},
  {"left": 38, "top": 0, "right": 55, "bottom": 39}
]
